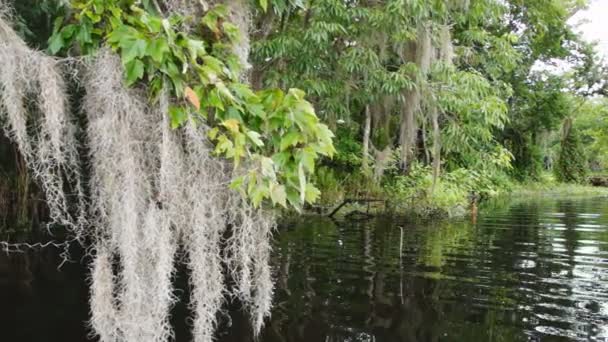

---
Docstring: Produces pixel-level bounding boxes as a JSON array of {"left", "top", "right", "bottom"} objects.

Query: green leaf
[
  {"left": 141, "top": 13, "right": 163, "bottom": 32},
  {"left": 208, "top": 89, "right": 225, "bottom": 110},
  {"left": 216, "top": 82, "right": 235, "bottom": 102},
  {"left": 269, "top": 183, "right": 287, "bottom": 207},
  {"left": 77, "top": 20, "right": 93, "bottom": 44},
  {"left": 293, "top": 101, "right": 319, "bottom": 129},
  {"left": 246, "top": 103, "right": 266, "bottom": 118},
  {"left": 280, "top": 131, "right": 302, "bottom": 151},
  {"left": 286, "top": 188, "right": 302, "bottom": 212},
  {"left": 216, "top": 135, "right": 234, "bottom": 156},
  {"left": 148, "top": 38, "right": 170, "bottom": 63},
  {"left": 260, "top": 157, "right": 276, "bottom": 179},
  {"left": 122, "top": 39, "right": 148, "bottom": 64},
  {"left": 222, "top": 119, "right": 240, "bottom": 133},
  {"left": 125, "top": 59, "right": 145, "bottom": 86},
  {"left": 187, "top": 39, "right": 206, "bottom": 59},
  {"left": 169, "top": 106, "right": 187, "bottom": 129},
  {"left": 315, "top": 124, "right": 336, "bottom": 156},
  {"left": 198, "top": 65, "right": 219, "bottom": 85},
  {"left": 229, "top": 176, "right": 245, "bottom": 191},
  {"left": 225, "top": 107, "right": 243, "bottom": 121},
  {"left": 222, "top": 22, "right": 241, "bottom": 42},
  {"left": 288, "top": 88, "right": 306, "bottom": 100},
  {"left": 250, "top": 183, "right": 269, "bottom": 208},
  {"left": 304, "top": 184, "right": 321, "bottom": 204},
  {"left": 48, "top": 33, "right": 64, "bottom": 55},
  {"left": 259, "top": 0, "right": 268, "bottom": 12},
  {"left": 260, "top": 88, "right": 284, "bottom": 110},
  {"left": 247, "top": 171, "right": 258, "bottom": 196},
  {"left": 272, "top": 152, "right": 291, "bottom": 168},
  {"left": 51, "top": 16, "right": 64, "bottom": 34},
  {"left": 208, "top": 127, "right": 220, "bottom": 140},
  {"left": 298, "top": 162, "right": 306, "bottom": 203},
  {"left": 160, "top": 62, "right": 184, "bottom": 95},
  {"left": 202, "top": 11, "right": 220, "bottom": 34},
  {"left": 107, "top": 25, "right": 128, "bottom": 45},
  {"left": 246, "top": 131, "right": 264, "bottom": 147},
  {"left": 231, "top": 83, "right": 257, "bottom": 101},
  {"left": 202, "top": 56, "right": 225, "bottom": 75},
  {"left": 298, "top": 147, "right": 316, "bottom": 173},
  {"left": 61, "top": 25, "right": 77, "bottom": 40}
]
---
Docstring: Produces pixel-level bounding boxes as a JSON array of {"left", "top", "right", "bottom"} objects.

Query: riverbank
[
  {"left": 509, "top": 182, "right": 608, "bottom": 197},
  {"left": 316, "top": 174, "right": 608, "bottom": 220}
]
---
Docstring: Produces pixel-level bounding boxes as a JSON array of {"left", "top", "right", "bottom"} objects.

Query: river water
[{"left": 2, "top": 196, "right": 608, "bottom": 341}]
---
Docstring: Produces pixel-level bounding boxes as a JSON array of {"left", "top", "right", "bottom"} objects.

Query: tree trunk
[
  {"left": 421, "top": 118, "right": 430, "bottom": 164},
  {"left": 362, "top": 104, "right": 371, "bottom": 171},
  {"left": 431, "top": 106, "right": 441, "bottom": 193},
  {"left": 400, "top": 91, "right": 417, "bottom": 172}
]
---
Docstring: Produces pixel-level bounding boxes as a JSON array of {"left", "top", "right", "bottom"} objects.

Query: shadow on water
[
  {"left": 2, "top": 196, "right": 608, "bottom": 341},
  {"left": 0, "top": 243, "right": 89, "bottom": 341}
]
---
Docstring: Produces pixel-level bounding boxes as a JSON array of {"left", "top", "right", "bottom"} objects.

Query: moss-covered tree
[{"left": 555, "top": 117, "right": 588, "bottom": 183}]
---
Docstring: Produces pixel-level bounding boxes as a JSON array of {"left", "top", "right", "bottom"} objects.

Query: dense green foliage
[
  {"left": 44, "top": 0, "right": 335, "bottom": 210},
  {"left": 4, "top": 0, "right": 608, "bottom": 218},
  {"left": 576, "top": 98, "right": 608, "bottom": 170},
  {"left": 247, "top": 0, "right": 607, "bottom": 215}
]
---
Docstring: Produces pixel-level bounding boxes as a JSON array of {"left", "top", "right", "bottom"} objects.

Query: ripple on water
[
  {"left": 261, "top": 197, "right": 608, "bottom": 341},
  {"left": 3, "top": 197, "right": 608, "bottom": 342}
]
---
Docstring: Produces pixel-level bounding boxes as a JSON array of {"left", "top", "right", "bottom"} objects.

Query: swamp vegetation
[{"left": 1, "top": 0, "right": 608, "bottom": 342}]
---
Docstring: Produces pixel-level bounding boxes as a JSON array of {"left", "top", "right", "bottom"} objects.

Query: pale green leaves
[
  {"left": 280, "top": 132, "right": 302, "bottom": 151},
  {"left": 207, "top": 86, "right": 335, "bottom": 210},
  {"left": 259, "top": 0, "right": 268, "bottom": 12},
  {"left": 269, "top": 183, "right": 286, "bottom": 207}
]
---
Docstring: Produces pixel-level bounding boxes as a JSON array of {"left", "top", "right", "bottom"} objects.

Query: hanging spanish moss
[
  {"left": 84, "top": 50, "right": 275, "bottom": 342},
  {"left": 84, "top": 51, "right": 180, "bottom": 342},
  {"left": 226, "top": 0, "right": 253, "bottom": 73},
  {"left": 398, "top": 40, "right": 418, "bottom": 170},
  {"left": 430, "top": 24, "right": 454, "bottom": 192},
  {"left": 399, "top": 24, "right": 433, "bottom": 171},
  {"left": 438, "top": 25, "right": 454, "bottom": 64},
  {"left": 458, "top": 0, "right": 471, "bottom": 11},
  {"left": 0, "top": 11, "right": 85, "bottom": 235},
  {"left": 417, "top": 24, "right": 433, "bottom": 75},
  {"left": 0, "top": 1, "right": 275, "bottom": 341}
]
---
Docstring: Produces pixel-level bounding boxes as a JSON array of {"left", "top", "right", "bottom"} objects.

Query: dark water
[{"left": 2, "top": 197, "right": 608, "bottom": 341}]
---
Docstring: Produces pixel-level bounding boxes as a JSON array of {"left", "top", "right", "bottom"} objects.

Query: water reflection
[
  {"left": 245, "top": 197, "right": 608, "bottom": 342},
  {"left": 0, "top": 245, "right": 89, "bottom": 341},
  {"left": 2, "top": 197, "right": 608, "bottom": 341}
]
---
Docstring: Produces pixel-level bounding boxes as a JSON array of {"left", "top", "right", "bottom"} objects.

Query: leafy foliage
[
  {"left": 495, "top": 0, "right": 598, "bottom": 180},
  {"left": 248, "top": 0, "right": 606, "bottom": 212},
  {"left": 250, "top": 0, "right": 518, "bottom": 204},
  {"left": 11, "top": 0, "right": 608, "bottom": 216},
  {"left": 576, "top": 98, "right": 608, "bottom": 169},
  {"left": 383, "top": 164, "right": 511, "bottom": 217},
  {"left": 48, "top": 0, "right": 335, "bottom": 210}
]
